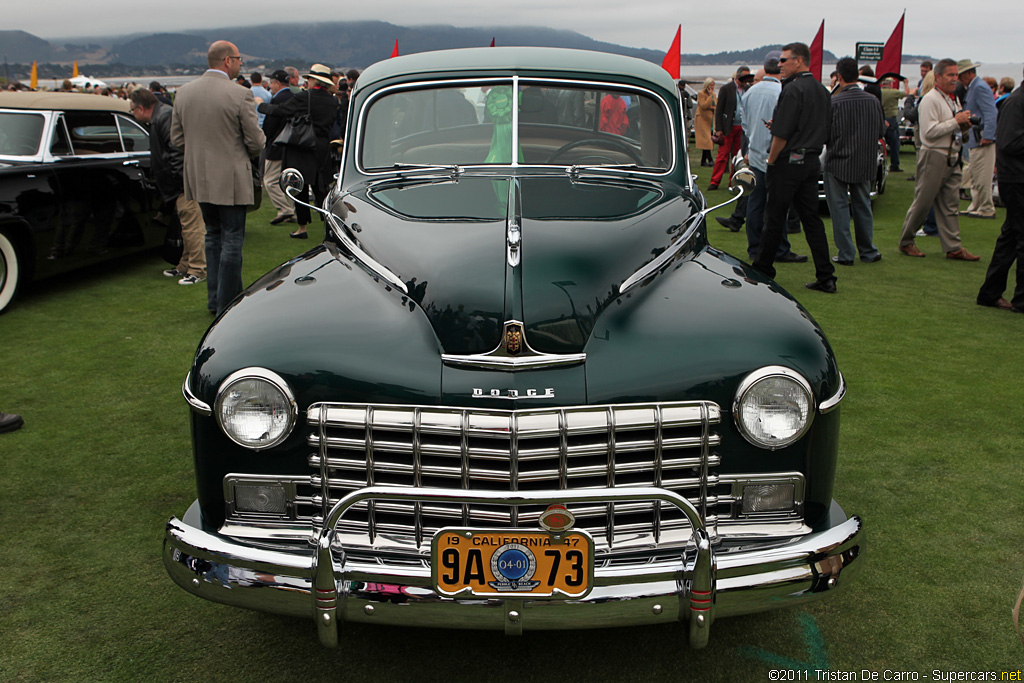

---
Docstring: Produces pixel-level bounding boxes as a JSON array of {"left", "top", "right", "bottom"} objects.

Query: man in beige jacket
[
  {"left": 171, "top": 40, "right": 265, "bottom": 314},
  {"left": 897, "top": 59, "right": 980, "bottom": 261}
]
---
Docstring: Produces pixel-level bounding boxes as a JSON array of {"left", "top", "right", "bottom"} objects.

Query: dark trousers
[
  {"left": 753, "top": 157, "right": 834, "bottom": 282},
  {"left": 745, "top": 166, "right": 794, "bottom": 260},
  {"left": 199, "top": 203, "right": 247, "bottom": 315},
  {"left": 977, "top": 180, "right": 1024, "bottom": 309},
  {"left": 885, "top": 116, "right": 901, "bottom": 170}
]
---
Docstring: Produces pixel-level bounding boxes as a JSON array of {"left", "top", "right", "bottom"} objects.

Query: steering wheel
[{"left": 546, "top": 137, "right": 644, "bottom": 165}]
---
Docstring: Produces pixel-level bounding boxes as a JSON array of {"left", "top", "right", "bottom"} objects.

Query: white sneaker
[
  {"left": 178, "top": 274, "right": 205, "bottom": 285},
  {"left": 163, "top": 268, "right": 184, "bottom": 278},
  {"left": 915, "top": 229, "right": 927, "bottom": 237}
]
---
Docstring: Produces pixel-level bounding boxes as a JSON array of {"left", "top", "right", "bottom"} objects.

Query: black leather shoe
[
  {"left": 805, "top": 279, "right": 837, "bottom": 294},
  {"left": 715, "top": 216, "right": 742, "bottom": 232},
  {"left": 0, "top": 412, "right": 24, "bottom": 433},
  {"left": 290, "top": 230, "right": 309, "bottom": 239},
  {"left": 777, "top": 252, "right": 809, "bottom": 263},
  {"left": 270, "top": 214, "right": 296, "bottom": 226},
  {"left": 831, "top": 256, "right": 854, "bottom": 266},
  {"left": 861, "top": 254, "right": 883, "bottom": 263}
]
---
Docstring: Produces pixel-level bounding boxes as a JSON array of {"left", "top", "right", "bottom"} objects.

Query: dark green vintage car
[{"left": 165, "top": 47, "right": 862, "bottom": 647}]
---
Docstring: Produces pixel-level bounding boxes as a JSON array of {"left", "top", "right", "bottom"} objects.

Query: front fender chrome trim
[
  {"left": 818, "top": 372, "right": 846, "bottom": 414},
  {"left": 182, "top": 372, "right": 212, "bottom": 416}
]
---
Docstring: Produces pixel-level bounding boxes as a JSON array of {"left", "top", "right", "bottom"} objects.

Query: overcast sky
[{"left": 17, "top": 0, "right": 1024, "bottom": 65}]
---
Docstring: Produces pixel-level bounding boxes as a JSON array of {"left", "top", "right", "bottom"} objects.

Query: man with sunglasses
[
  {"left": 752, "top": 42, "right": 836, "bottom": 293},
  {"left": 171, "top": 41, "right": 265, "bottom": 315}
]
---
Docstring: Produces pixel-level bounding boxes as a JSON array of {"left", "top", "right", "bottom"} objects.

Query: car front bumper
[{"left": 164, "top": 486, "right": 863, "bottom": 648}]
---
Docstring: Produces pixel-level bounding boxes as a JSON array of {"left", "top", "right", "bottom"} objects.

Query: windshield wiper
[
  {"left": 389, "top": 163, "right": 464, "bottom": 179},
  {"left": 566, "top": 163, "right": 662, "bottom": 179}
]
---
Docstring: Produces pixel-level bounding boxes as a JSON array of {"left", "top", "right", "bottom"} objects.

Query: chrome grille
[{"left": 301, "top": 401, "right": 725, "bottom": 553}]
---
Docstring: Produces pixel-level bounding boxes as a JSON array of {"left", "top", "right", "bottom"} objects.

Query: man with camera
[
  {"left": 959, "top": 59, "right": 999, "bottom": 219},
  {"left": 897, "top": 59, "right": 980, "bottom": 261}
]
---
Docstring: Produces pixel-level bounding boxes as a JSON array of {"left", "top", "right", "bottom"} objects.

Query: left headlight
[
  {"left": 215, "top": 368, "right": 296, "bottom": 450},
  {"left": 733, "top": 366, "right": 814, "bottom": 450}
]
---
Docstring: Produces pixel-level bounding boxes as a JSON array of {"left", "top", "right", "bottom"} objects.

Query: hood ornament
[{"left": 442, "top": 320, "right": 586, "bottom": 371}]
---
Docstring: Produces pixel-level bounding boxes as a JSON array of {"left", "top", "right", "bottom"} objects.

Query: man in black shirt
[
  {"left": 976, "top": 82, "right": 1024, "bottom": 312},
  {"left": 752, "top": 42, "right": 836, "bottom": 292}
]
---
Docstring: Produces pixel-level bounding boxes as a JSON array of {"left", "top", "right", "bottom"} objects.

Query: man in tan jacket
[{"left": 171, "top": 40, "right": 265, "bottom": 314}]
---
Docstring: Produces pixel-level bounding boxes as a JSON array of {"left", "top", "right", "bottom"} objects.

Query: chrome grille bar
[{"left": 306, "top": 401, "right": 722, "bottom": 552}]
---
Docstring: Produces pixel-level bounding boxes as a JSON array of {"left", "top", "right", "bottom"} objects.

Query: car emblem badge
[
  {"left": 539, "top": 504, "right": 575, "bottom": 532},
  {"left": 504, "top": 322, "right": 524, "bottom": 356}
]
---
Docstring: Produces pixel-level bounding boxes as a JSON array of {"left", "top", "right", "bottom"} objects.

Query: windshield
[
  {"left": 0, "top": 112, "right": 45, "bottom": 156},
  {"left": 360, "top": 80, "right": 672, "bottom": 172}
]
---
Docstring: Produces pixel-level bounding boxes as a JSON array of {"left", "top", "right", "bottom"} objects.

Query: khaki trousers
[
  {"left": 899, "top": 149, "right": 963, "bottom": 253},
  {"left": 175, "top": 195, "right": 206, "bottom": 279},
  {"left": 964, "top": 142, "right": 996, "bottom": 215},
  {"left": 262, "top": 157, "right": 294, "bottom": 219}
]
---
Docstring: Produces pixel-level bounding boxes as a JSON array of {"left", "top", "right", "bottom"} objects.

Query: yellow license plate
[{"left": 432, "top": 528, "right": 594, "bottom": 599}]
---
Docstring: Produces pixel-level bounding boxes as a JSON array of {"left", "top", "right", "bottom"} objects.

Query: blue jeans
[
  {"left": 823, "top": 173, "right": 879, "bottom": 262},
  {"left": 745, "top": 167, "right": 794, "bottom": 260},
  {"left": 885, "top": 116, "right": 901, "bottom": 170},
  {"left": 199, "top": 203, "right": 247, "bottom": 315}
]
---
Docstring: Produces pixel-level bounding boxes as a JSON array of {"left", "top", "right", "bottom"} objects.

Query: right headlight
[
  {"left": 733, "top": 366, "right": 814, "bottom": 450},
  {"left": 215, "top": 368, "right": 296, "bottom": 450}
]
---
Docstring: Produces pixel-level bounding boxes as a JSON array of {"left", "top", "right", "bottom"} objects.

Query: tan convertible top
[{"left": 0, "top": 92, "right": 131, "bottom": 113}]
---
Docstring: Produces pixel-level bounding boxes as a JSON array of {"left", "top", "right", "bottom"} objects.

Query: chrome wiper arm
[
  {"left": 566, "top": 163, "right": 661, "bottom": 180},
  {"left": 389, "top": 162, "right": 464, "bottom": 179}
]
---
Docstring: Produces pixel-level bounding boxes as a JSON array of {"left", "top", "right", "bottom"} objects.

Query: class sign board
[{"left": 856, "top": 43, "right": 885, "bottom": 62}]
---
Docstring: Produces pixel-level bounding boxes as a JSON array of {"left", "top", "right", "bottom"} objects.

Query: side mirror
[
  {"left": 280, "top": 168, "right": 305, "bottom": 197},
  {"left": 730, "top": 167, "right": 756, "bottom": 195}
]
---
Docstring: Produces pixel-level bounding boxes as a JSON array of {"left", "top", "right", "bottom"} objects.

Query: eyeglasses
[
  {"left": 778, "top": 57, "right": 789, "bottom": 63},
  {"left": 228, "top": 55, "right": 243, "bottom": 64}
]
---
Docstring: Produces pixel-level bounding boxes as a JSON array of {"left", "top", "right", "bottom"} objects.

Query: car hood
[{"left": 340, "top": 174, "right": 700, "bottom": 356}]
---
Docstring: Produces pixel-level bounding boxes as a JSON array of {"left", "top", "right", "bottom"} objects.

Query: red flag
[
  {"left": 809, "top": 20, "right": 824, "bottom": 82},
  {"left": 661, "top": 25, "right": 681, "bottom": 80},
  {"left": 390, "top": 40, "right": 399, "bottom": 58},
  {"left": 490, "top": 37, "right": 495, "bottom": 47},
  {"left": 875, "top": 12, "right": 905, "bottom": 79}
]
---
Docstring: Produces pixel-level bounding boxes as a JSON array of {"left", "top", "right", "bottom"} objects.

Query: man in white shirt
[{"left": 897, "top": 59, "right": 980, "bottom": 261}]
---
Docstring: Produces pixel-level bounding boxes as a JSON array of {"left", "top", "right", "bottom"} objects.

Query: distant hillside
[
  {"left": 1, "top": 22, "right": 936, "bottom": 78},
  {"left": 684, "top": 44, "right": 839, "bottom": 66},
  {"left": 0, "top": 30, "right": 53, "bottom": 62},
  {"left": 112, "top": 33, "right": 209, "bottom": 66}
]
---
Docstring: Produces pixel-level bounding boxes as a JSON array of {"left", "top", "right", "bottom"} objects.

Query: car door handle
[{"left": 122, "top": 159, "right": 140, "bottom": 166}]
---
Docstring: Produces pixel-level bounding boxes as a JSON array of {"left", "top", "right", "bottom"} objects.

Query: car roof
[
  {"left": 0, "top": 92, "right": 131, "bottom": 113},
  {"left": 357, "top": 47, "right": 678, "bottom": 93}
]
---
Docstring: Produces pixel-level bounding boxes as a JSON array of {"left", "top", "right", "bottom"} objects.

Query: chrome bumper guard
[{"left": 164, "top": 486, "right": 863, "bottom": 648}]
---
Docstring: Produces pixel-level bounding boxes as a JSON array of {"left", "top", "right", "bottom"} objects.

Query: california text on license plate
[{"left": 432, "top": 528, "right": 594, "bottom": 599}]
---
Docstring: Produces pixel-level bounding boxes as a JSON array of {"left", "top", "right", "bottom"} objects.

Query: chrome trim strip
[
  {"left": 511, "top": 75, "right": 520, "bottom": 168},
  {"left": 325, "top": 212, "right": 408, "bottom": 294},
  {"left": 182, "top": 372, "right": 212, "bottom": 416},
  {"left": 819, "top": 372, "right": 846, "bottom": 414}
]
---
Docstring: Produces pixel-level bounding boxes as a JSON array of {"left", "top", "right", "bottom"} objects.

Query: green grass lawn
[{"left": 2, "top": 145, "right": 1022, "bottom": 681}]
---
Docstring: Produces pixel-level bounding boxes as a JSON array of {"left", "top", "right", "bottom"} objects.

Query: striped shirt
[{"left": 825, "top": 84, "right": 885, "bottom": 184}]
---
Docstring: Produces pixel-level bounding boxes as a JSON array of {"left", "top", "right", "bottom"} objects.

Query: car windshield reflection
[{"left": 360, "top": 80, "right": 672, "bottom": 173}]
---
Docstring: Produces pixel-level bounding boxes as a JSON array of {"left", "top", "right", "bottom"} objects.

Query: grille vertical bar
[{"left": 305, "top": 401, "right": 723, "bottom": 553}]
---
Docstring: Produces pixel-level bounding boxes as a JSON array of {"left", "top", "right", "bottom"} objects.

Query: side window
[
  {"left": 61, "top": 111, "right": 123, "bottom": 155},
  {"left": 50, "top": 115, "right": 73, "bottom": 155},
  {"left": 117, "top": 115, "right": 150, "bottom": 153}
]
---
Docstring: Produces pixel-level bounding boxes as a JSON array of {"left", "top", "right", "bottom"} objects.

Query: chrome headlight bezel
[
  {"left": 733, "top": 366, "right": 815, "bottom": 450},
  {"left": 214, "top": 367, "right": 297, "bottom": 451}
]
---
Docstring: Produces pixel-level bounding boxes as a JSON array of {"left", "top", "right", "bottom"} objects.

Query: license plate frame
[{"left": 431, "top": 527, "right": 594, "bottom": 599}]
